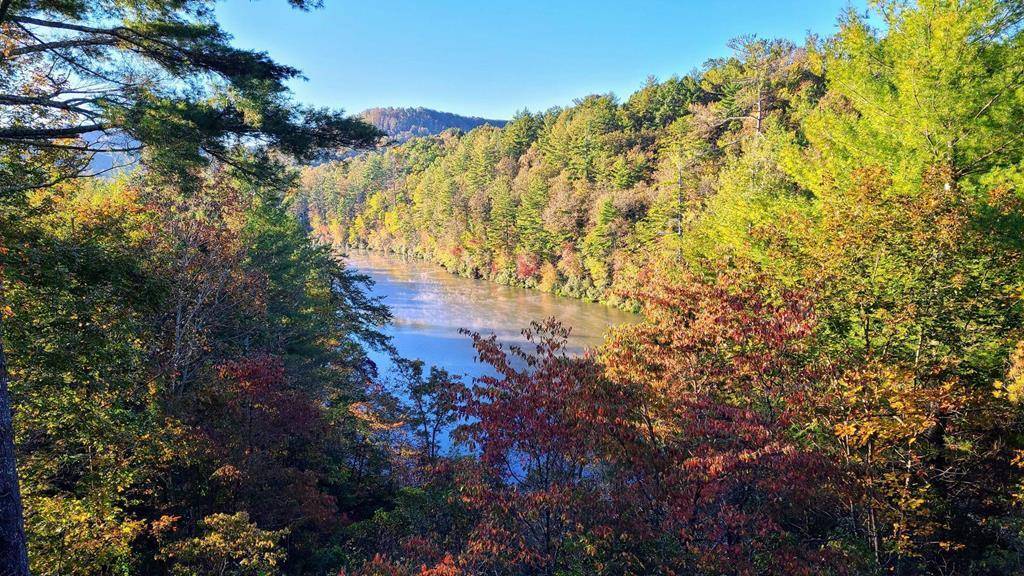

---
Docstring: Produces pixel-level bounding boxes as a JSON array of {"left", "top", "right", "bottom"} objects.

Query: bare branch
[
  {"left": 5, "top": 139, "right": 141, "bottom": 153},
  {"left": 5, "top": 36, "right": 114, "bottom": 58},
  {"left": 0, "top": 123, "right": 108, "bottom": 140},
  {"left": 13, "top": 15, "right": 124, "bottom": 36},
  {"left": 0, "top": 94, "right": 99, "bottom": 116}
]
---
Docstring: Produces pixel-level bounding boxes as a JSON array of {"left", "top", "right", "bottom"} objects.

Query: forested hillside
[
  {"left": 359, "top": 107, "right": 507, "bottom": 142},
  {"left": 300, "top": 46, "right": 803, "bottom": 306},
  {"left": 300, "top": 11, "right": 1024, "bottom": 309},
  {"left": 5, "top": 1, "right": 1024, "bottom": 575}
]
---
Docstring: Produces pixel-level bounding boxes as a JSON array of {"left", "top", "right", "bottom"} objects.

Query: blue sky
[{"left": 216, "top": 0, "right": 867, "bottom": 119}]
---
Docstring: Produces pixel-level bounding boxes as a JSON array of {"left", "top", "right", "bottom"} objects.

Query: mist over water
[{"left": 344, "top": 249, "right": 637, "bottom": 381}]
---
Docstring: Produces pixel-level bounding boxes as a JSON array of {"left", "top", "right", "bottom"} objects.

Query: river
[{"left": 344, "top": 249, "right": 637, "bottom": 382}]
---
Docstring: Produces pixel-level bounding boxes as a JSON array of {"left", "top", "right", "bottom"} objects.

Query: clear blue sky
[{"left": 215, "top": 0, "right": 867, "bottom": 120}]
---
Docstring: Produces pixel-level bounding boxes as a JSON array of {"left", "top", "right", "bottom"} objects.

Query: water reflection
[{"left": 345, "top": 249, "right": 637, "bottom": 381}]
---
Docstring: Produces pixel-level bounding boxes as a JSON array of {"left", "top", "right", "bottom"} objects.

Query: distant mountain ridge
[
  {"left": 87, "top": 107, "right": 505, "bottom": 173},
  {"left": 359, "top": 107, "right": 507, "bottom": 141}
]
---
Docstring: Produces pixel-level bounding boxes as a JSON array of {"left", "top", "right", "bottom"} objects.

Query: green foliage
[
  {"left": 159, "top": 512, "right": 288, "bottom": 576},
  {"left": 2, "top": 180, "right": 161, "bottom": 574},
  {"left": 3, "top": 174, "right": 394, "bottom": 575},
  {"left": 295, "top": 34, "right": 823, "bottom": 304},
  {"left": 0, "top": 0, "right": 382, "bottom": 195}
]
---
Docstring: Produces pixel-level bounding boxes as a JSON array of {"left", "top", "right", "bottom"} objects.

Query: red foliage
[
  {"left": 603, "top": 268, "right": 819, "bottom": 410},
  {"left": 593, "top": 271, "right": 846, "bottom": 574},
  {"left": 460, "top": 320, "right": 600, "bottom": 473},
  {"left": 453, "top": 274, "right": 844, "bottom": 574},
  {"left": 339, "top": 554, "right": 407, "bottom": 576},
  {"left": 345, "top": 274, "right": 849, "bottom": 575},
  {"left": 218, "top": 354, "right": 322, "bottom": 441},
  {"left": 417, "top": 555, "right": 461, "bottom": 576},
  {"left": 198, "top": 354, "right": 338, "bottom": 531},
  {"left": 515, "top": 252, "right": 540, "bottom": 280},
  {"left": 453, "top": 320, "right": 606, "bottom": 573}
]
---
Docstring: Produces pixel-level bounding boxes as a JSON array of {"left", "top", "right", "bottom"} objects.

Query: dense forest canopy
[
  {"left": 5, "top": 1, "right": 1024, "bottom": 575},
  {"left": 296, "top": 45, "right": 804, "bottom": 305}
]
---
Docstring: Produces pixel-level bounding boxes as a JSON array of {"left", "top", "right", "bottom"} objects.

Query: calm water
[{"left": 344, "top": 250, "right": 637, "bottom": 381}]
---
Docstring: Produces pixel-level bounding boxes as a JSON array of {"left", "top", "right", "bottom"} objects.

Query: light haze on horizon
[{"left": 216, "top": 0, "right": 868, "bottom": 120}]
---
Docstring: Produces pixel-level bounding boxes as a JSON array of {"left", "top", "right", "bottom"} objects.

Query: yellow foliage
[
  {"left": 350, "top": 401, "right": 404, "bottom": 431},
  {"left": 537, "top": 261, "right": 559, "bottom": 293},
  {"left": 995, "top": 341, "right": 1024, "bottom": 404},
  {"left": 26, "top": 495, "right": 144, "bottom": 576}
]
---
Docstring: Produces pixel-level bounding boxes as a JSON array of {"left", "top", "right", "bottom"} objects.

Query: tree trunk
[
  {"left": 0, "top": 0, "right": 13, "bottom": 25},
  {"left": 0, "top": 281, "right": 30, "bottom": 576}
]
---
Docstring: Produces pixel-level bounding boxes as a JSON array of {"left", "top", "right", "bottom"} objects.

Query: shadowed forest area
[{"left": 4, "top": 1, "right": 1024, "bottom": 575}]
